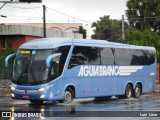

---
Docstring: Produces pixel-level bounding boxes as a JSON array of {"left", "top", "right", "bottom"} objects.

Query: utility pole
[
  {"left": 43, "top": 5, "right": 46, "bottom": 38},
  {"left": 122, "top": 15, "right": 125, "bottom": 43}
]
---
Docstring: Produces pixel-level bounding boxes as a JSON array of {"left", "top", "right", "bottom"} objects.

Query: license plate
[{"left": 23, "top": 95, "right": 29, "bottom": 99}]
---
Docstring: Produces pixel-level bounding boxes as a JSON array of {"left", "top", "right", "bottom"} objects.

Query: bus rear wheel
[
  {"left": 134, "top": 84, "right": 142, "bottom": 98},
  {"left": 125, "top": 84, "right": 133, "bottom": 98}
]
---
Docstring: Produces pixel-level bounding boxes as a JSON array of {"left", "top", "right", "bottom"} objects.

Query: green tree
[
  {"left": 126, "top": 28, "right": 160, "bottom": 60},
  {"left": 0, "top": 48, "right": 16, "bottom": 58},
  {"left": 91, "top": 15, "right": 122, "bottom": 41},
  {"left": 79, "top": 26, "right": 87, "bottom": 39},
  {"left": 0, "top": 48, "right": 16, "bottom": 78},
  {"left": 126, "top": 0, "right": 160, "bottom": 33}
]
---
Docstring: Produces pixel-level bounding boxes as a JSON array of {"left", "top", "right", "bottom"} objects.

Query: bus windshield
[
  {"left": 12, "top": 50, "right": 52, "bottom": 85},
  {"left": 12, "top": 46, "right": 71, "bottom": 85}
]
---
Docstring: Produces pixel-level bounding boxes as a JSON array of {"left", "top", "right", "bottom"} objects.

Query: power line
[
  {"left": 126, "top": 16, "right": 160, "bottom": 20},
  {"left": 2, "top": 4, "right": 93, "bottom": 24},
  {"left": 6, "top": 4, "right": 41, "bottom": 9},
  {"left": 0, "top": 3, "right": 6, "bottom": 9},
  {"left": 3, "top": 14, "right": 42, "bottom": 18},
  {"left": 127, "top": 19, "right": 160, "bottom": 22},
  {"left": 5, "top": 4, "right": 92, "bottom": 23},
  {"left": 46, "top": 6, "right": 92, "bottom": 24}
]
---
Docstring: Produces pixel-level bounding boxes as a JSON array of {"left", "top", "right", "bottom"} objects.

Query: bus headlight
[
  {"left": 11, "top": 94, "right": 15, "bottom": 98},
  {"left": 38, "top": 88, "right": 45, "bottom": 92},
  {"left": 38, "top": 85, "right": 53, "bottom": 92},
  {"left": 40, "top": 95, "right": 45, "bottom": 99},
  {"left": 11, "top": 85, "right": 15, "bottom": 91}
]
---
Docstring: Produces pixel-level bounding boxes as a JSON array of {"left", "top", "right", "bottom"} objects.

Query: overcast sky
[
  {"left": 0, "top": 0, "right": 128, "bottom": 23},
  {"left": 0, "top": 0, "right": 128, "bottom": 38}
]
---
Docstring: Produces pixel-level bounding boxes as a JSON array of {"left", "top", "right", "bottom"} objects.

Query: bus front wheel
[
  {"left": 125, "top": 84, "right": 133, "bottom": 98},
  {"left": 134, "top": 84, "right": 142, "bottom": 98},
  {"left": 64, "top": 88, "right": 74, "bottom": 102},
  {"left": 59, "top": 88, "right": 74, "bottom": 103}
]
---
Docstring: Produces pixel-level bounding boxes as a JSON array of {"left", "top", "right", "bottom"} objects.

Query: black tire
[
  {"left": 125, "top": 84, "right": 133, "bottom": 98},
  {"left": 59, "top": 88, "right": 74, "bottom": 103},
  {"left": 134, "top": 84, "right": 142, "bottom": 98}
]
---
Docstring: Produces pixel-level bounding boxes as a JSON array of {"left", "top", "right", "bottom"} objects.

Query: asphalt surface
[{"left": 0, "top": 85, "right": 160, "bottom": 120}]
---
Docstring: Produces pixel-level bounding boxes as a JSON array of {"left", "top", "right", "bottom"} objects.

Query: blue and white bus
[{"left": 5, "top": 38, "right": 156, "bottom": 103}]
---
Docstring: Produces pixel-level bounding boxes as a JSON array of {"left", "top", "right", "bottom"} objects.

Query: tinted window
[
  {"left": 69, "top": 46, "right": 101, "bottom": 68},
  {"left": 101, "top": 48, "right": 115, "bottom": 65},
  {"left": 68, "top": 46, "right": 155, "bottom": 68},
  {"left": 114, "top": 48, "right": 155, "bottom": 65},
  {"left": 115, "top": 48, "right": 133, "bottom": 65},
  {"left": 55, "top": 46, "right": 71, "bottom": 74},
  {"left": 131, "top": 49, "right": 155, "bottom": 65}
]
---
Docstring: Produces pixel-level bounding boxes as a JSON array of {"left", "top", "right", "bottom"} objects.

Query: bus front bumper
[{"left": 10, "top": 88, "right": 61, "bottom": 101}]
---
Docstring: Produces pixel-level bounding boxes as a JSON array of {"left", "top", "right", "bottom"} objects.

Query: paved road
[{"left": 0, "top": 85, "right": 160, "bottom": 120}]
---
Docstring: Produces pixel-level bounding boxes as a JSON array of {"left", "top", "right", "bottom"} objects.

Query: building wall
[
  {"left": 25, "top": 36, "right": 41, "bottom": 42},
  {"left": 0, "top": 35, "right": 41, "bottom": 50},
  {"left": 7, "top": 23, "right": 82, "bottom": 31},
  {"left": 8, "top": 36, "right": 26, "bottom": 50},
  {"left": 0, "top": 24, "right": 83, "bottom": 50}
]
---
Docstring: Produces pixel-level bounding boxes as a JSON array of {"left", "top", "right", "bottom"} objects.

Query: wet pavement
[{"left": 0, "top": 85, "right": 160, "bottom": 120}]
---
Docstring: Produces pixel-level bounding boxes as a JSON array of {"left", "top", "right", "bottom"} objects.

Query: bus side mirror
[
  {"left": 5, "top": 53, "right": 16, "bottom": 67},
  {"left": 46, "top": 53, "right": 61, "bottom": 67}
]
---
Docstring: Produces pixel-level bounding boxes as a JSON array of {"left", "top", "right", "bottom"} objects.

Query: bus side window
[
  {"left": 50, "top": 67, "right": 54, "bottom": 76},
  {"left": 50, "top": 61, "right": 60, "bottom": 79},
  {"left": 68, "top": 56, "right": 86, "bottom": 69}
]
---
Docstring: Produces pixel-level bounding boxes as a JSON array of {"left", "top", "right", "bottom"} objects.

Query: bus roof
[{"left": 19, "top": 38, "right": 156, "bottom": 51}]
